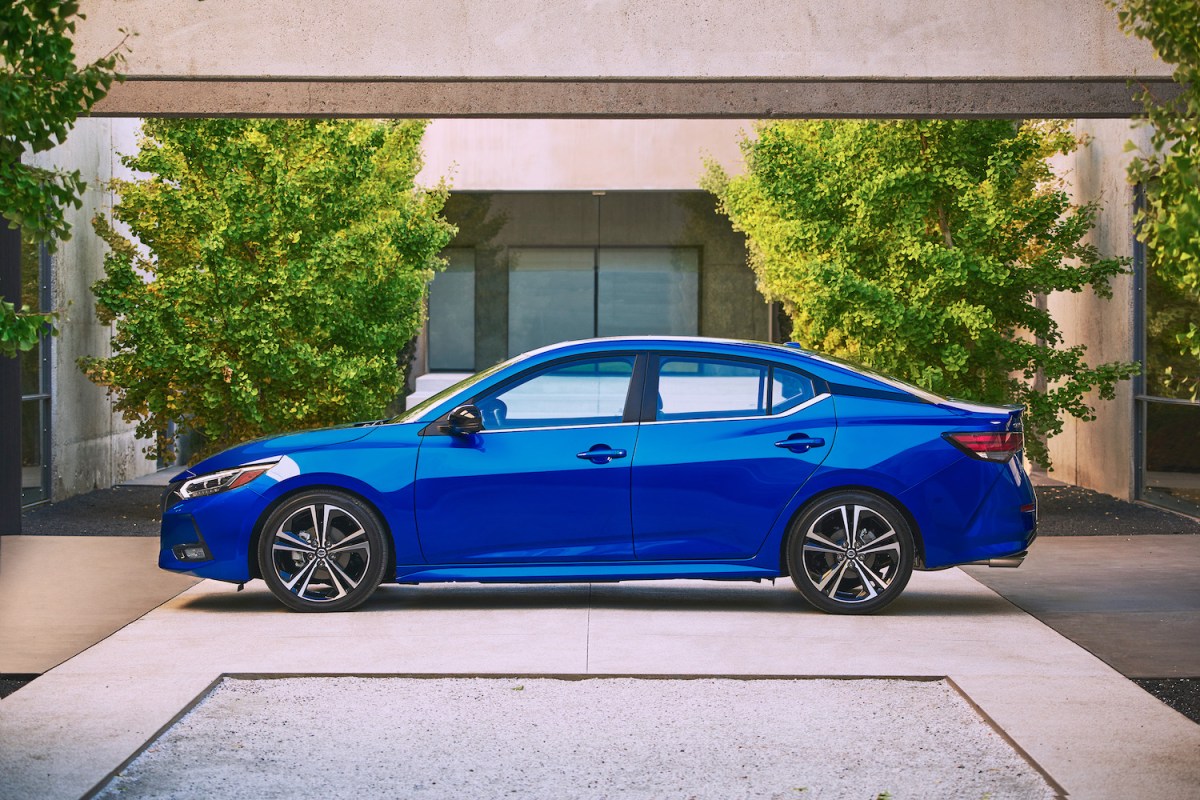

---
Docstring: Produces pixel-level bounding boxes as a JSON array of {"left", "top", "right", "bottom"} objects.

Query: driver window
[{"left": 475, "top": 356, "right": 636, "bottom": 430}]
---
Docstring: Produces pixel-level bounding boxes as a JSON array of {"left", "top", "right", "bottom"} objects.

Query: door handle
[
  {"left": 774, "top": 435, "right": 825, "bottom": 453},
  {"left": 576, "top": 445, "right": 628, "bottom": 464}
]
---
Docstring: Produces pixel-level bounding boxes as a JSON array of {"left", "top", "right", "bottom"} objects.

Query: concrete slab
[
  {"left": 0, "top": 537, "right": 199, "bottom": 674},
  {"left": 963, "top": 535, "right": 1200, "bottom": 677},
  {"left": 1, "top": 570, "right": 1198, "bottom": 800}
]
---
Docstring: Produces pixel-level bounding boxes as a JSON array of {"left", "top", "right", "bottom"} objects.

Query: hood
[{"left": 171, "top": 422, "right": 381, "bottom": 481}]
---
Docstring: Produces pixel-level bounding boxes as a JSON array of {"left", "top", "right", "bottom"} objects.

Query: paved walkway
[
  {"left": 1, "top": 542, "right": 1199, "bottom": 799},
  {"left": 964, "top": 535, "right": 1200, "bottom": 678}
]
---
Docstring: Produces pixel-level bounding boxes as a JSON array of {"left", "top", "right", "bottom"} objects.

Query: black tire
[
  {"left": 786, "top": 491, "right": 914, "bottom": 615},
  {"left": 257, "top": 490, "right": 388, "bottom": 612}
]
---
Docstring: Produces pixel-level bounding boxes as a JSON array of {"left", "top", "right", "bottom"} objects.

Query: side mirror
[{"left": 442, "top": 404, "right": 484, "bottom": 435}]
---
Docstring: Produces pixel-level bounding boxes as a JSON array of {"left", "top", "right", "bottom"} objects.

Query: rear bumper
[{"left": 902, "top": 454, "right": 1037, "bottom": 570}]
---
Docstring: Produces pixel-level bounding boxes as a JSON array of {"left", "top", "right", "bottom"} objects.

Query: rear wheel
[
  {"left": 786, "top": 491, "right": 914, "bottom": 615},
  {"left": 257, "top": 490, "right": 388, "bottom": 612}
]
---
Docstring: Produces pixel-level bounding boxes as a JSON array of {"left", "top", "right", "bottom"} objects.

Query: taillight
[{"left": 943, "top": 431, "right": 1023, "bottom": 462}]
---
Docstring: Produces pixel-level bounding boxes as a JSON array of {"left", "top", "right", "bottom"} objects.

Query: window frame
[
  {"left": 424, "top": 352, "right": 648, "bottom": 435},
  {"left": 641, "top": 352, "right": 827, "bottom": 424}
]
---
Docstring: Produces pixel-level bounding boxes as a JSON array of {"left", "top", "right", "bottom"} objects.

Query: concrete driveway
[{"left": 2, "top": 562, "right": 1199, "bottom": 799}]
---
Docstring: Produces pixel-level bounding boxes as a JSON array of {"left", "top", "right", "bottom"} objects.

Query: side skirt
[{"left": 393, "top": 562, "right": 781, "bottom": 584}]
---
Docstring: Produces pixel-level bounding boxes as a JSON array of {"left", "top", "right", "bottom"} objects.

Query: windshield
[{"left": 390, "top": 357, "right": 517, "bottom": 423}]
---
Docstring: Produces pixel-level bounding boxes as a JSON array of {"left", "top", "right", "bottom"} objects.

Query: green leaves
[
  {"left": 1115, "top": 0, "right": 1200, "bottom": 401},
  {"left": 1, "top": 2, "right": 128, "bottom": 354},
  {"left": 83, "top": 119, "right": 455, "bottom": 463},
  {"left": 706, "top": 119, "right": 1138, "bottom": 467}
]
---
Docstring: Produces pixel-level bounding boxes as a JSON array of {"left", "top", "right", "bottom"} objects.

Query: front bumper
[{"left": 159, "top": 483, "right": 264, "bottom": 583}]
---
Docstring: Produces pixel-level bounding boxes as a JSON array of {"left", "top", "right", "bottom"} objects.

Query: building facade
[
  {"left": 18, "top": 118, "right": 159, "bottom": 507},
  {"left": 14, "top": 117, "right": 1199, "bottom": 520}
]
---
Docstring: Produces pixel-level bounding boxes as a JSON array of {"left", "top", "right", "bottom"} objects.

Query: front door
[{"left": 414, "top": 355, "right": 641, "bottom": 563}]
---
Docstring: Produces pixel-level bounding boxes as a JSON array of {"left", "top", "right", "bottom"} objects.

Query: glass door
[
  {"left": 1135, "top": 216, "right": 1200, "bottom": 516},
  {"left": 20, "top": 235, "right": 51, "bottom": 506}
]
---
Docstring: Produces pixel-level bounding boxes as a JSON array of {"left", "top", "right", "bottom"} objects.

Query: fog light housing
[{"left": 173, "top": 543, "right": 211, "bottom": 562}]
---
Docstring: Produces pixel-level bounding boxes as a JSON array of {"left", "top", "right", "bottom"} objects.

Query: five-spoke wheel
[
  {"left": 787, "top": 491, "right": 914, "bottom": 614},
  {"left": 257, "top": 491, "right": 388, "bottom": 612}
]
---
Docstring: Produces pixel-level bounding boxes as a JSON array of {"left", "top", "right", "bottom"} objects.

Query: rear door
[{"left": 631, "top": 354, "right": 836, "bottom": 560}]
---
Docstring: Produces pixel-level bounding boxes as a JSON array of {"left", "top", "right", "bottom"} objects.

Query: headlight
[{"left": 178, "top": 457, "right": 281, "bottom": 499}]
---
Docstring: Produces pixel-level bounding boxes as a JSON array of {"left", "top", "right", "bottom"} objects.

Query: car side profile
[{"left": 160, "top": 337, "right": 1036, "bottom": 614}]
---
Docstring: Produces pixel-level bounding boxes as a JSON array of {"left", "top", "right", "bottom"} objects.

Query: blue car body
[{"left": 160, "top": 337, "right": 1036, "bottom": 604}]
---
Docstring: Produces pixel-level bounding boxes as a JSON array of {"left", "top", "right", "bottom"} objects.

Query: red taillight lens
[{"left": 944, "top": 431, "right": 1023, "bottom": 462}]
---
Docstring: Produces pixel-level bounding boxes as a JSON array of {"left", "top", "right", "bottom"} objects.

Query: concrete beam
[
  {"left": 89, "top": 77, "right": 1180, "bottom": 119},
  {"left": 75, "top": 1, "right": 1175, "bottom": 118}
]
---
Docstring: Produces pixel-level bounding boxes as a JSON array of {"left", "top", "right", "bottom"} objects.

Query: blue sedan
[{"left": 160, "top": 337, "right": 1036, "bottom": 614}]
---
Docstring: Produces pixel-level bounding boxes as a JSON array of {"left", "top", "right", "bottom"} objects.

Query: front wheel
[
  {"left": 786, "top": 491, "right": 914, "bottom": 615},
  {"left": 257, "top": 490, "right": 388, "bottom": 612}
]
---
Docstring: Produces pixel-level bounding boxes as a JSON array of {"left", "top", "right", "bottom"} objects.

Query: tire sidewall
[
  {"left": 787, "top": 491, "right": 914, "bottom": 615},
  {"left": 257, "top": 490, "right": 388, "bottom": 613}
]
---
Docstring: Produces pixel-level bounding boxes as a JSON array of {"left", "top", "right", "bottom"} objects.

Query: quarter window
[
  {"left": 475, "top": 356, "right": 636, "bottom": 430},
  {"left": 771, "top": 366, "right": 816, "bottom": 414}
]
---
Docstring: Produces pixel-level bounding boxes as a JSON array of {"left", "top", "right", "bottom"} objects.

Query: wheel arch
[
  {"left": 777, "top": 484, "right": 927, "bottom": 576},
  {"left": 248, "top": 483, "right": 397, "bottom": 581}
]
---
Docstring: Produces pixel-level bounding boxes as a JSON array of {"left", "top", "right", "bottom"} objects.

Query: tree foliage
[
  {"left": 1, "top": 1, "right": 127, "bottom": 356},
  {"left": 706, "top": 120, "right": 1138, "bottom": 467},
  {"left": 81, "top": 119, "right": 455, "bottom": 462},
  {"left": 1115, "top": 0, "right": 1200, "bottom": 400}
]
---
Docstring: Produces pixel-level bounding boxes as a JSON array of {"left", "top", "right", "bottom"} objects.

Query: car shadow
[{"left": 177, "top": 580, "right": 1009, "bottom": 618}]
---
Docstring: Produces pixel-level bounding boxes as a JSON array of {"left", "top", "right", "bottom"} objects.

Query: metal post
[{"left": 0, "top": 224, "right": 22, "bottom": 535}]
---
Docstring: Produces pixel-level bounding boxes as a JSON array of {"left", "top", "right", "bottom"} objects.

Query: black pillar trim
[{"left": 0, "top": 224, "right": 22, "bottom": 534}]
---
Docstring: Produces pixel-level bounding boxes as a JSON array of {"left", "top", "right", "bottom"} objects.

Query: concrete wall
[
  {"left": 419, "top": 120, "right": 750, "bottom": 191},
  {"left": 1045, "top": 119, "right": 1151, "bottom": 499},
  {"left": 24, "top": 119, "right": 159, "bottom": 498},
  {"left": 73, "top": 1, "right": 1172, "bottom": 117}
]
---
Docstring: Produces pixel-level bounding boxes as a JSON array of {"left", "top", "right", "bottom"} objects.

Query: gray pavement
[
  {"left": 2, "top": 481, "right": 1199, "bottom": 799},
  {"left": 2, "top": 566, "right": 1199, "bottom": 799},
  {"left": 0, "top": 537, "right": 199, "bottom": 674},
  {"left": 964, "top": 535, "right": 1200, "bottom": 678}
]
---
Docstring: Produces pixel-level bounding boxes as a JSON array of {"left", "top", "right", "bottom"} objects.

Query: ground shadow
[{"left": 175, "top": 579, "right": 1008, "bottom": 617}]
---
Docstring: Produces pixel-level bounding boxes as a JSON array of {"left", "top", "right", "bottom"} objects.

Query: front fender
[{"left": 253, "top": 443, "right": 422, "bottom": 569}]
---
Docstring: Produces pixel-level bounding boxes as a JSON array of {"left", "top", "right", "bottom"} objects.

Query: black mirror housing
[{"left": 442, "top": 404, "right": 484, "bottom": 435}]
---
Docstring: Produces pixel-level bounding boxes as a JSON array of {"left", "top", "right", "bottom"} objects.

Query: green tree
[
  {"left": 1, "top": 1, "right": 127, "bottom": 355},
  {"left": 82, "top": 119, "right": 455, "bottom": 462},
  {"left": 706, "top": 120, "right": 1138, "bottom": 467},
  {"left": 1115, "top": 0, "right": 1200, "bottom": 400}
]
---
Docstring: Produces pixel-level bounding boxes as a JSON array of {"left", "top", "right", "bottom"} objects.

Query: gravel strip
[
  {"left": 1035, "top": 486, "right": 1199, "bottom": 536},
  {"left": 19, "top": 486, "right": 163, "bottom": 536},
  {"left": 95, "top": 677, "right": 1057, "bottom": 800}
]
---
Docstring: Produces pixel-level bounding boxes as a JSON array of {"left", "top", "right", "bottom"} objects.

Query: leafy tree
[
  {"left": 1, "top": 1, "right": 127, "bottom": 356},
  {"left": 1115, "top": 0, "right": 1200, "bottom": 400},
  {"left": 82, "top": 119, "right": 455, "bottom": 462},
  {"left": 706, "top": 120, "right": 1138, "bottom": 467}
]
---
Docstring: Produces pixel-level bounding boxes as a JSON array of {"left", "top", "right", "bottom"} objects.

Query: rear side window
[
  {"left": 657, "top": 357, "right": 768, "bottom": 420},
  {"left": 654, "top": 357, "right": 816, "bottom": 422}
]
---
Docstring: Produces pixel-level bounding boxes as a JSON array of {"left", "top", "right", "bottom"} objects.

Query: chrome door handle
[
  {"left": 576, "top": 445, "right": 628, "bottom": 464},
  {"left": 774, "top": 435, "right": 825, "bottom": 453}
]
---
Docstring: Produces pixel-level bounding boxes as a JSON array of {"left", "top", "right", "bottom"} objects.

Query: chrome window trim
[
  {"left": 475, "top": 421, "right": 638, "bottom": 436},
  {"left": 473, "top": 392, "right": 834, "bottom": 434},
  {"left": 643, "top": 392, "right": 832, "bottom": 426}
]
